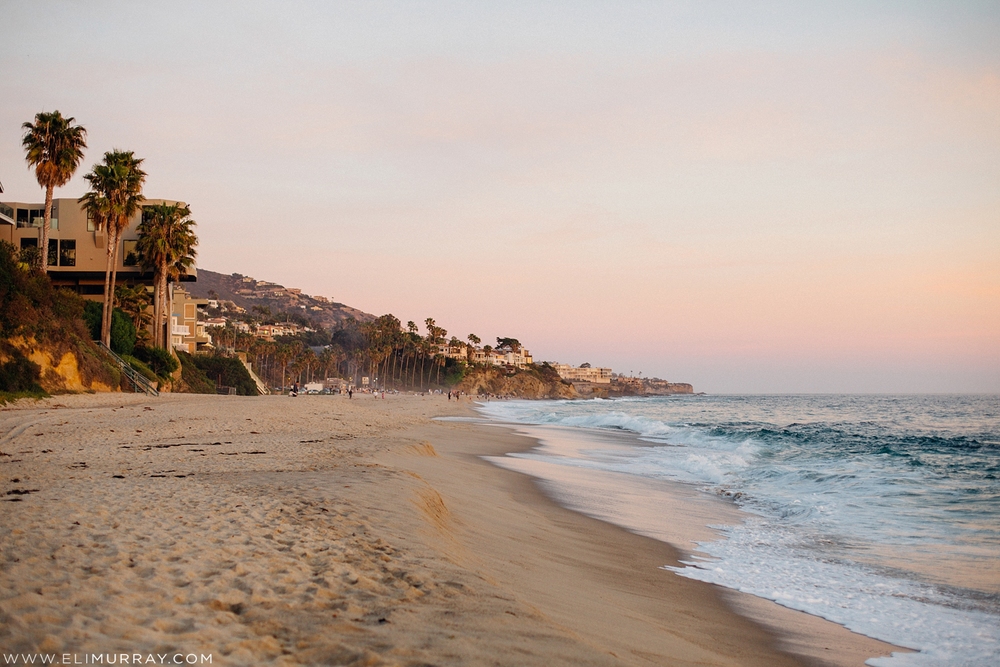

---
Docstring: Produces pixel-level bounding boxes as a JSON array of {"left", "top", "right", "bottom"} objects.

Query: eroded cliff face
[
  {"left": 3, "top": 336, "right": 119, "bottom": 394},
  {"left": 456, "top": 366, "right": 578, "bottom": 399}
]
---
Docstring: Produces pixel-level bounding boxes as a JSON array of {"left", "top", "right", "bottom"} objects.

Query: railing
[
  {"left": 0, "top": 202, "right": 13, "bottom": 224},
  {"left": 240, "top": 358, "right": 270, "bottom": 395},
  {"left": 97, "top": 341, "right": 160, "bottom": 396}
]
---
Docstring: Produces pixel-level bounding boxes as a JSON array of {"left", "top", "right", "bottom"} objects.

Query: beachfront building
[
  {"left": 552, "top": 363, "right": 613, "bottom": 384},
  {"left": 170, "top": 286, "right": 211, "bottom": 353},
  {"left": 467, "top": 345, "right": 534, "bottom": 369},
  {"left": 0, "top": 197, "right": 196, "bottom": 296}
]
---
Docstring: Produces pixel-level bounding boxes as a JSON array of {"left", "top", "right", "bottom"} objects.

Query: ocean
[{"left": 475, "top": 394, "right": 1000, "bottom": 667}]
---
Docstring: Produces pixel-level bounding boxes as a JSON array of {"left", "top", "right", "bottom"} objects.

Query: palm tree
[
  {"left": 115, "top": 284, "right": 152, "bottom": 347},
  {"left": 136, "top": 203, "right": 197, "bottom": 349},
  {"left": 21, "top": 111, "right": 87, "bottom": 273},
  {"left": 467, "top": 333, "right": 480, "bottom": 363},
  {"left": 79, "top": 151, "right": 146, "bottom": 346}
]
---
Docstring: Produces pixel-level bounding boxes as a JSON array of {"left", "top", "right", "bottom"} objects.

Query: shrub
[
  {"left": 0, "top": 242, "right": 118, "bottom": 393},
  {"left": 176, "top": 351, "right": 216, "bottom": 394},
  {"left": 121, "top": 354, "right": 158, "bottom": 382},
  {"left": 0, "top": 352, "right": 43, "bottom": 393},
  {"left": 83, "top": 301, "right": 136, "bottom": 356},
  {"left": 191, "top": 354, "right": 257, "bottom": 396},
  {"left": 133, "top": 345, "right": 180, "bottom": 378},
  {"left": 83, "top": 301, "right": 102, "bottom": 340},
  {"left": 110, "top": 309, "right": 136, "bottom": 356}
]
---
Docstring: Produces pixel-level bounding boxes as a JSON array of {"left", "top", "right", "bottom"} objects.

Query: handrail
[{"left": 97, "top": 341, "right": 160, "bottom": 396}]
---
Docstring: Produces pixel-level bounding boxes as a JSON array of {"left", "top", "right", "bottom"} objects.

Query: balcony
[
  {"left": 172, "top": 324, "right": 191, "bottom": 336},
  {"left": 0, "top": 202, "right": 12, "bottom": 225}
]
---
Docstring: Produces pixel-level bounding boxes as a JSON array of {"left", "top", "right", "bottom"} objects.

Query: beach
[{"left": 1, "top": 393, "right": 900, "bottom": 666}]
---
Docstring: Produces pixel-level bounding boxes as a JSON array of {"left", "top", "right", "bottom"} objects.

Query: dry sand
[{"left": 1, "top": 393, "right": 900, "bottom": 665}]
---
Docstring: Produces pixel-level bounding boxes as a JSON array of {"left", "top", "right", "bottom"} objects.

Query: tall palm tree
[
  {"left": 137, "top": 203, "right": 198, "bottom": 349},
  {"left": 21, "top": 111, "right": 87, "bottom": 273},
  {"left": 79, "top": 151, "right": 146, "bottom": 346}
]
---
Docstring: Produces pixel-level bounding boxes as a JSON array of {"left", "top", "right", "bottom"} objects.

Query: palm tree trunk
[
  {"left": 40, "top": 186, "right": 54, "bottom": 273},
  {"left": 104, "top": 226, "right": 122, "bottom": 347},
  {"left": 101, "top": 230, "right": 115, "bottom": 346}
]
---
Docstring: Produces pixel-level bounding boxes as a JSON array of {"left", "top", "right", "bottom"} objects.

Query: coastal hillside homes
[
  {"left": 170, "top": 286, "right": 211, "bottom": 353},
  {"left": 552, "top": 362, "right": 613, "bottom": 384},
  {"left": 466, "top": 344, "right": 534, "bottom": 369},
  {"left": 0, "top": 197, "right": 196, "bottom": 296}
]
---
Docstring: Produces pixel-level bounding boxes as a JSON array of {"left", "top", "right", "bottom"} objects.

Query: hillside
[
  {"left": 1, "top": 242, "right": 120, "bottom": 396},
  {"left": 188, "top": 269, "right": 375, "bottom": 329}
]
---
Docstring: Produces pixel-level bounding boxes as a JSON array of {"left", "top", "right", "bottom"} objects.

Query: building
[
  {"left": 551, "top": 363, "right": 613, "bottom": 384},
  {"left": 467, "top": 345, "right": 534, "bottom": 369},
  {"left": 170, "top": 286, "right": 211, "bottom": 353},
  {"left": 0, "top": 197, "right": 196, "bottom": 296}
]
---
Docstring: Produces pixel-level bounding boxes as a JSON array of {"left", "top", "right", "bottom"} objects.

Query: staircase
[
  {"left": 97, "top": 342, "right": 160, "bottom": 396},
  {"left": 240, "top": 358, "right": 270, "bottom": 395}
]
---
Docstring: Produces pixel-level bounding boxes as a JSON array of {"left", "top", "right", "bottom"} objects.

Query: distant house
[
  {"left": 467, "top": 344, "right": 533, "bottom": 369},
  {"left": 551, "top": 363, "right": 612, "bottom": 384}
]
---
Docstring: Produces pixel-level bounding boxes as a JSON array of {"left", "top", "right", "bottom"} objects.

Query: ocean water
[{"left": 476, "top": 394, "right": 1000, "bottom": 667}]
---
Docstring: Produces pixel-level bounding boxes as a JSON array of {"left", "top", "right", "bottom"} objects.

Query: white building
[{"left": 551, "top": 363, "right": 612, "bottom": 384}]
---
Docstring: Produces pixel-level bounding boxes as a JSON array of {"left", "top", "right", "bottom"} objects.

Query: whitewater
[{"left": 477, "top": 394, "right": 1000, "bottom": 667}]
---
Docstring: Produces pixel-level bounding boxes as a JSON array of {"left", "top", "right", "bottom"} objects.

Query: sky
[{"left": 1, "top": 0, "right": 998, "bottom": 393}]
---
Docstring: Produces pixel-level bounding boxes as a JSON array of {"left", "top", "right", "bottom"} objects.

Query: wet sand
[{"left": 1, "top": 393, "right": 899, "bottom": 665}]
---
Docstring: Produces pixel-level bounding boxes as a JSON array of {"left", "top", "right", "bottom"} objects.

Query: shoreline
[
  {"left": 463, "top": 418, "right": 908, "bottom": 666},
  {"left": 1, "top": 393, "right": 901, "bottom": 665}
]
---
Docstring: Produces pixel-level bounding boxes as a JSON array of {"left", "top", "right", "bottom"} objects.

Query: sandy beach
[{"left": 1, "top": 393, "right": 900, "bottom": 666}]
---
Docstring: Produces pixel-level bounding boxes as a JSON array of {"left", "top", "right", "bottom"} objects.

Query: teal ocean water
[{"left": 478, "top": 394, "right": 1000, "bottom": 667}]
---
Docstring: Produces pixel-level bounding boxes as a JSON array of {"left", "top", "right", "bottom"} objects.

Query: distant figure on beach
[
  {"left": 290, "top": 382, "right": 299, "bottom": 397},
  {"left": 348, "top": 388, "right": 353, "bottom": 399}
]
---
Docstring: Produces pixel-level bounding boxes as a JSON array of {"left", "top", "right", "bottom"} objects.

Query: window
[
  {"left": 47, "top": 239, "right": 58, "bottom": 267},
  {"left": 87, "top": 212, "right": 96, "bottom": 232},
  {"left": 123, "top": 240, "right": 139, "bottom": 266},
  {"left": 59, "top": 239, "right": 76, "bottom": 267},
  {"left": 19, "top": 237, "right": 37, "bottom": 249},
  {"left": 16, "top": 208, "right": 54, "bottom": 229}
]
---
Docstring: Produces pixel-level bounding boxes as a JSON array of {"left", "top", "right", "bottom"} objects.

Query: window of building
[
  {"left": 87, "top": 211, "right": 96, "bottom": 232},
  {"left": 59, "top": 239, "right": 76, "bottom": 267},
  {"left": 18, "top": 208, "right": 45, "bottom": 228},
  {"left": 47, "top": 239, "right": 58, "bottom": 267},
  {"left": 123, "top": 240, "right": 139, "bottom": 266},
  {"left": 185, "top": 304, "right": 196, "bottom": 320},
  {"left": 19, "top": 237, "right": 37, "bottom": 249}
]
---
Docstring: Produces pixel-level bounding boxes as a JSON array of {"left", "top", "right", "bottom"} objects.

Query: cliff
[
  {"left": 456, "top": 364, "right": 578, "bottom": 399},
  {"left": 1, "top": 243, "right": 121, "bottom": 397}
]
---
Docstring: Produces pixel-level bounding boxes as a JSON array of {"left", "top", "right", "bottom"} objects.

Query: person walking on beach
[{"left": 348, "top": 388, "right": 353, "bottom": 399}]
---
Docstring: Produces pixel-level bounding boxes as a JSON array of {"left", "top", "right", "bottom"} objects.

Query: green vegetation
[
  {"left": 83, "top": 301, "right": 136, "bottom": 356},
  {"left": 0, "top": 241, "right": 119, "bottom": 394},
  {"left": 176, "top": 352, "right": 216, "bottom": 394},
  {"left": 132, "top": 345, "right": 179, "bottom": 378},
  {"left": 189, "top": 355, "right": 256, "bottom": 395},
  {"left": 120, "top": 354, "right": 157, "bottom": 382}
]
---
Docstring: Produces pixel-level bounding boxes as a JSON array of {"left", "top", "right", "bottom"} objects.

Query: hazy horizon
[{"left": 2, "top": 1, "right": 998, "bottom": 393}]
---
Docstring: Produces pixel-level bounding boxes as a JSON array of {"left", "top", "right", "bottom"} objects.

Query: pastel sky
[{"left": 2, "top": 1, "right": 998, "bottom": 393}]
